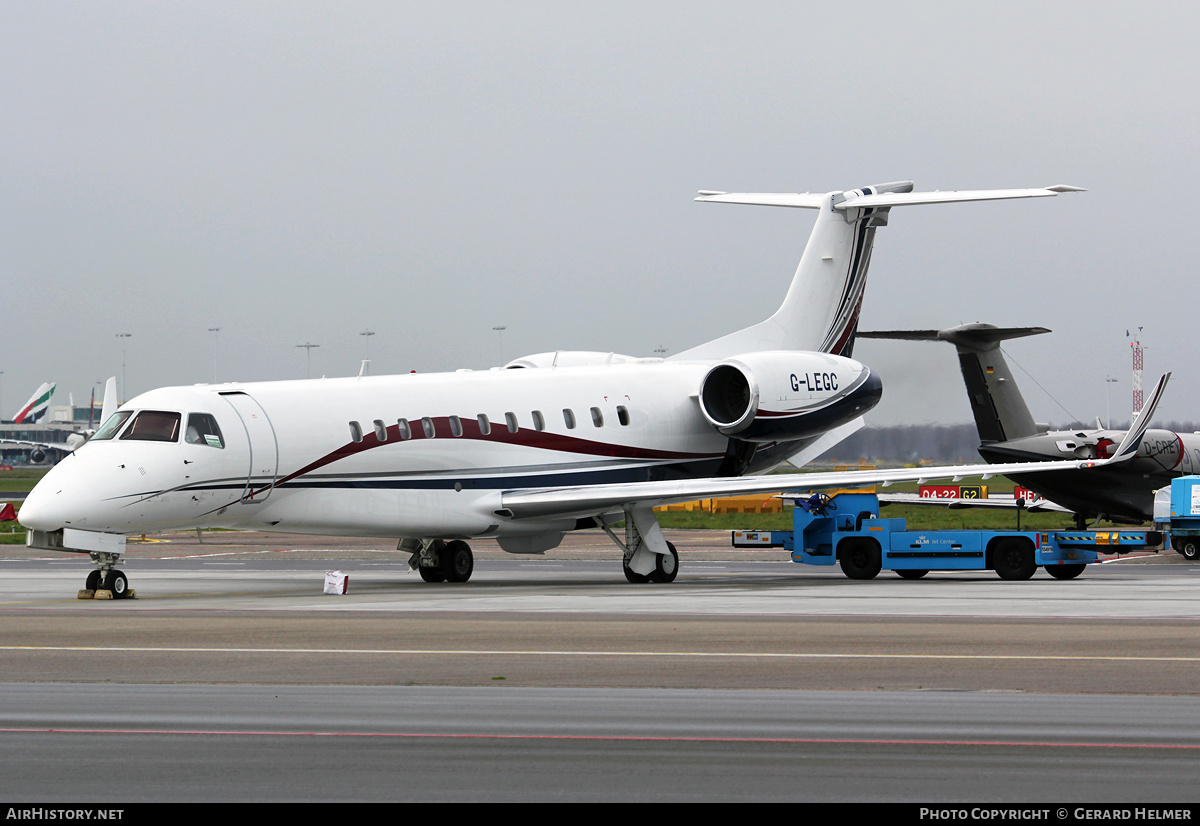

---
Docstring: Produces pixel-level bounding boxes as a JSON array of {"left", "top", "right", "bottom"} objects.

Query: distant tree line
[{"left": 824, "top": 421, "right": 1200, "bottom": 464}]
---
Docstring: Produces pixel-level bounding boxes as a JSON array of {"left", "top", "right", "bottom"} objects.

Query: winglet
[{"left": 1106, "top": 373, "right": 1170, "bottom": 463}]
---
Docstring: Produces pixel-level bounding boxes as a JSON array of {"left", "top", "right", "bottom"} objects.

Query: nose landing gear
[{"left": 79, "top": 552, "right": 135, "bottom": 600}]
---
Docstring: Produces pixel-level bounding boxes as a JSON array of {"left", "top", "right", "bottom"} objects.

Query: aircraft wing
[
  {"left": 498, "top": 457, "right": 1108, "bottom": 520},
  {"left": 501, "top": 373, "right": 1168, "bottom": 521},
  {"left": 875, "top": 492, "right": 1072, "bottom": 514},
  {"left": 0, "top": 439, "right": 77, "bottom": 453}
]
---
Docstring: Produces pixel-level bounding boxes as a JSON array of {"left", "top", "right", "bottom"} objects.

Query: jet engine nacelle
[
  {"left": 698, "top": 351, "right": 882, "bottom": 443},
  {"left": 29, "top": 448, "right": 47, "bottom": 464},
  {"left": 1053, "top": 429, "right": 1182, "bottom": 464}
]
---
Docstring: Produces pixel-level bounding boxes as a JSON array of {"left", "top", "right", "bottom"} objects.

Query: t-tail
[
  {"left": 673, "top": 184, "right": 1084, "bottom": 362},
  {"left": 11, "top": 382, "right": 56, "bottom": 425},
  {"left": 858, "top": 323, "right": 1049, "bottom": 443}
]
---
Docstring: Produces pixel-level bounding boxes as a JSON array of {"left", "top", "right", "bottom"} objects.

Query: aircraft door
[{"left": 219, "top": 391, "right": 280, "bottom": 504}]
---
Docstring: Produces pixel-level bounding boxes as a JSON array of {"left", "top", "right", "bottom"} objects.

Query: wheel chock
[
  {"left": 93, "top": 589, "right": 114, "bottom": 600},
  {"left": 77, "top": 589, "right": 95, "bottom": 600}
]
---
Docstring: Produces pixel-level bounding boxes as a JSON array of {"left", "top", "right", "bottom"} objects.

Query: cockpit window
[
  {"left": 185, "top": 413, "right": 225, "bottom": 448},
  {"left": 91, "top": 410, "right": 134, "bottom": 441},
  {"left": 120, "top": 411, "right": 182, "bottom": 442}
]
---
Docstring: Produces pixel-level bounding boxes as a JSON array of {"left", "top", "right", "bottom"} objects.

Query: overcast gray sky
[{"left": 2, "top": 2, "right": 1197, "bottom": 428}]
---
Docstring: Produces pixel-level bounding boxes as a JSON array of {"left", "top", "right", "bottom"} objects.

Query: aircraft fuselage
[{"left": 20, "top": 354, "right": 878, "bottom": 543}]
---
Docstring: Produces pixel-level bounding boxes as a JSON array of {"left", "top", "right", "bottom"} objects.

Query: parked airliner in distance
[
  {"left": 861, "top": 322, "right": 1184, "bottom": 527},
  {"left": 1, "top": 379, "right": 117, "bottom": 463},
  {"left": 21, "top": 182, "right": 1113, "bottom": 597}
]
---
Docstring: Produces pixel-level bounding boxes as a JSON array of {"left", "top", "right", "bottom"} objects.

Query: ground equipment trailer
[
  {"left": 1158, "top": 475, "right": 1200, "bottom": 561},
  {"left": 733, "top": 492, "right": 1164, "bottom": 580}
]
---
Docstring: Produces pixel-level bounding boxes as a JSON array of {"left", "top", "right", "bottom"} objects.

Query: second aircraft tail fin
[
  {"left": 12, "top": 382, "right": 55, "bottom": 424},
  {"left": 858, "top": 323, "right": 1049, "bottom": 443}
]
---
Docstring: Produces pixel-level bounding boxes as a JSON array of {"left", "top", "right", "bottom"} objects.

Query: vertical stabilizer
[
  {"left": 12, "top": 382, "right": 55, "bottom": 424},
  {"left": 859, "top": 323, "right": 1048, "bottom": 442},
  {"left": 674, "top": 183, "right": 1081, "bottom": 362},
  {"left": 99, "top": 377, "right": 118, "bottom": 430},
  {"left": 676, "top": 182, "right": 912, "bottom": 360}
]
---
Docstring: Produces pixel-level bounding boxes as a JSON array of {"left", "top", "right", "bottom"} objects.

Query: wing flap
[{"left": 875, "top": 492, "right": 1072, "bottom": 513}]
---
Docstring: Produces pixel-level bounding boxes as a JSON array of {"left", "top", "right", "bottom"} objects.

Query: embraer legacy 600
[{"left": 23, "top": 182, "right": 1122, "bottom": 597}]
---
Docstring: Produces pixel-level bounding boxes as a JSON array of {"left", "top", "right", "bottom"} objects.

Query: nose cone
[
  {"left": 20, "top": 476, "right": 64, "bottom": 531},
  {"left": 18, "top": 460, "right": 82, "bottom": 531}
]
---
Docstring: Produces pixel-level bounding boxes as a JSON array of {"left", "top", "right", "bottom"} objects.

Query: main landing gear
[
  {"left": 621, "top": 541, "right": 678, "bottom": 583},
  {"left": 404, "top": 538, "right": 475, "bottom": 583},
  {"left": 596, "top": 506, "right": 680, "bottom": 584},
  {"left": 79, "top": 552, "right": 135, "bottom": 600}
]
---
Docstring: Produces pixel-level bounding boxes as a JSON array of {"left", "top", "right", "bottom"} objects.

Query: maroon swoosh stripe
[{"left": 261, "top": 416, "right": 722, "bottom": 494}]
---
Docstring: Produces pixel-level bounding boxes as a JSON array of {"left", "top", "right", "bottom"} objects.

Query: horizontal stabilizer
[
  {"left": 859, "top": 324, "right": 1051, "bottom": 350},
  {"left": 860, "top": 322, "right": 1050, "bottom": 442},
  {"left": 829, "top": 185, "right": 1084, "bottom": 209},
  {"left": 696, "top": 185, "right": 1084, "bottom": 211},
  {"left": 694, "top": 191, "right": 828, "bottom": 209}
]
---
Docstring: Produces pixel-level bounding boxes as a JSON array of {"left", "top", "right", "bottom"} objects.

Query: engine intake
[{"left": 698, "top": 352, "right": 881, "bottom": 443}]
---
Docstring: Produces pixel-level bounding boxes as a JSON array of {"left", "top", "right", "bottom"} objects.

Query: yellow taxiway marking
[{"left": 0, "top": 645, "right": 1197, "bottom": 662}]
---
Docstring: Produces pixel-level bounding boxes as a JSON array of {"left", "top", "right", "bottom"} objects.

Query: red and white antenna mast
[{"left": 1129, "top": 327, "right": 1144, "bottom": 417}]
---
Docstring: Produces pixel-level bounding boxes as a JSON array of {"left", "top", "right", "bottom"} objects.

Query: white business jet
[{"left": 22, "top": 181, "right": 1118, "bottom": 598}]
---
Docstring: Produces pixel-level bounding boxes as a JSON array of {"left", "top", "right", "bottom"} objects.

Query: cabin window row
[{"left": 348, "top": 405, "right": 631, "bottom": 443}]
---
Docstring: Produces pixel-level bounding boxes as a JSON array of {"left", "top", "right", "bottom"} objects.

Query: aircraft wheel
[
  {"left": 896, "top": 569, "right": 928, "bottom": 580},
  {"left": 1177, "top": 540, "right": 1200, "bottom": 561},
  {"left": 1046, "top": 564, "right": 1086, "bottom": 580},
  {"left": 107, "top": 570, "right": 130, "bottom": 600},
  {"left": 839, "top": 539, "right": 881, "bottom": 580},
  {"left": 622, "top": 559, "right": 651, "bottom": 583},
  {"left": 418, "top": 565, "right": 446, "bottom": 583},
  {"left": 442, "top": 540, "right": 474, "bottom": 583},
  {"left": 993, "top": 538, "right": 1037, "bottom": 580},
  {"left": 85, "top": 570, "right": 101, "bottom": 591},
  {"left": 649, "top": 542, "right": 679, "bottom": 583}
]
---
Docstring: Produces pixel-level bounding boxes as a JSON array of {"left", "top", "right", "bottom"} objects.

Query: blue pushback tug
[{"left": 732, "top": 491, "right": 1166, "bottom": 580}]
